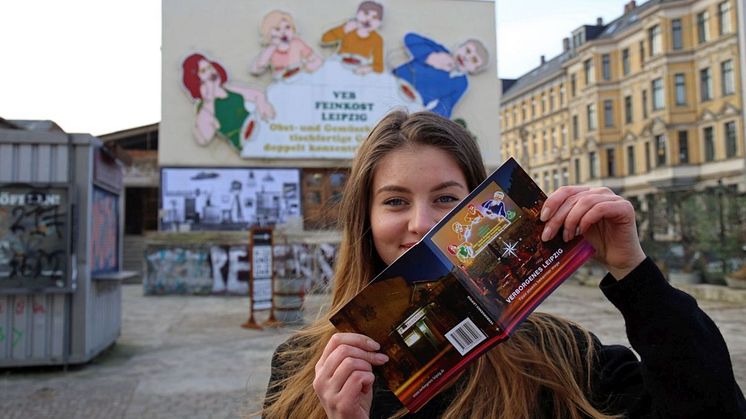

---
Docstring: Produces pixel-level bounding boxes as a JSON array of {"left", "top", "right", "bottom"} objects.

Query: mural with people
[{"left": 179, "top": 1, "right": 490, "bottom": 159}]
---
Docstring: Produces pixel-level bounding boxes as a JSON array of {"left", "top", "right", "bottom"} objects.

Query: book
[{"left": 329, "top": 157, "right": 595, "bottom": 412}]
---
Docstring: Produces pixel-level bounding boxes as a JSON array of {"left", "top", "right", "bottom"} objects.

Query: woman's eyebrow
[
  {"left": 375, "top": 185, "right": 410, "bottom": 195},
  {"left": 431, "top": 181, "right": 466, "bottom": 192}
]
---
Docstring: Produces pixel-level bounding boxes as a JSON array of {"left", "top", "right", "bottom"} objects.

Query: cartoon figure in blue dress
[
  {"left": 392, "top": 33, "right": 488, "bottom": 118},
  {"left": 480, "top": 191, "right": 507, "bottom": 220}
]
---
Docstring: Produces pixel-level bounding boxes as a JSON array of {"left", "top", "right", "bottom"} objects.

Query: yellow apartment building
[{"left": 500, "top": 0, "right": 744, "bottom": 239}]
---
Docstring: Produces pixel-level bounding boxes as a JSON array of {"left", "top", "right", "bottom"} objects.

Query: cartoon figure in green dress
[{"left": 182, "top": 53, "right": 275, "bottom": 152}]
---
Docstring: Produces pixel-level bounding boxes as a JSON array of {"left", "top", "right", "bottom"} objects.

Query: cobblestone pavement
[{"left": 0, "top": 281, "right": 743, "bottom": 419}]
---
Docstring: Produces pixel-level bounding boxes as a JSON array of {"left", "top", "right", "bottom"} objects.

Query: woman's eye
[
  {"left": 436, "top": 195, "right": 459, "bottom": 204},
  {"left": 383, "top": 198, "right": 406, "bottom": 207}
]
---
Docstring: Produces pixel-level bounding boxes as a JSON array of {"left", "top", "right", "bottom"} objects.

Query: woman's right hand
[{"left": 313, "top": 333, "right": 389, "bottom": 419}]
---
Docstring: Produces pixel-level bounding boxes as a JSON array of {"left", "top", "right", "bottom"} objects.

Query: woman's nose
[{"left": 409, "top": 204, "right": 439, "bottom": 236}]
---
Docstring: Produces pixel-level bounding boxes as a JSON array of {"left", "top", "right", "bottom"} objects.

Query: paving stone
[{"left": 0, "top": 281, "right": 743, "bottom": 419}]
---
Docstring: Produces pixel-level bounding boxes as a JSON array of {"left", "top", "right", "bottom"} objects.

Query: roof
[
  {"left": 7, "top": 119, "right": 65, "bottom": 132},
  {"left": 598, "top": 0, "right": 661, "bottom": 39},
  {"left": 99, "top": 122, "right": 159, "bottom": 141},
  {"left": 500, "top": 0, "right": 682, "bottom": 104},
  {"left": 501, "top": 52, "right": 570, "bottom": 102}
]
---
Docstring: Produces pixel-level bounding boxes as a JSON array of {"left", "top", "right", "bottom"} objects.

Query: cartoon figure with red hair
[{"left": 182, "top": 53, "right": 275, "bottom": 151}]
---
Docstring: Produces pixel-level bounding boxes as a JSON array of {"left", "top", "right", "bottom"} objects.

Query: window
[
  {"left": 622, "top": 48, "right": 630, "bottom": 75},
  {"left": 624, "top": 96, "right": 633, "bottom": 124},
  {"left": 649, "top": 25, "right": 661, "bottom": 56},
  {"left": 642, "top": 90, "right": 648, "bottom": 118},
  {"left": 589, "top": 151, "right": 598, "bottom": 179},
  {"left": 602, "top": 54, "right": 611, "bottom": 80},
  {"left": 672, "top": 18, "right": 683, "bottom": 50},
  {"left": 697, "top": 10, "right": 710, "bottom": 43},
  {"left": 675, "top": 73, "right": 686, "bottom": 106},
  {"left": 552, "top": 169, "right": 559, "bottom": 190},
  {"left": 587, "top": 103, "right": 597, "bottom": 130},
  {"left": 562, "top": 167, "right": 569, "bottom": 186},
  {"left": 561, "top": 125, "right": 567, "bottom": 146},
  {"left": 551, "top": 128, "right": 557, "bottom": 150},
  {"left": 572, "top": 115, "right": 579, "bottom": 139},
  {"left": 584, "top": 59, "right": 593, "bottom": 85},
  {"left": 725, "top": 121, "right": 737, "bottom": 157},
  {"left": 543, "top": 172, "right": 550, "bottom": 191},
  {"left": 718, "top": 1, "right": 732, "bottom": 35},
  {"left": 652, "top": 78, "right": 664, "bottom": 110},
  {"left": 721, "top": 59, "right": 734, "bottom": 95},
  {"left": 522, "top": 104, "right": 526, "bottom": 121},
  {"left": 604, "top": 99, "right": 614, "bottom": 127},
  {"left": 645, "top": 142, "right": 651, "bottom": 171},
  {"left": 541, "top": 93, "right": 546, "bottom": 113},
  {"left": 549, "top": 90, "right": 555, "bottom": 111},
  {"left": 571, "top": 74, "right": 577, "bottom": 96},
  {"left": 639, "top": 41, "right": 645, "bottom": 64},
  {"left": 678, "top": 130, "right": 689, "bottom": 163},
  {"left": 542, "top": 131, "right": 547, "bottom": 154},
  {"left": 655, "top": 134, "right": 667, "bottom": 166},
  {"left": 574, "top": 158, "right": 581, "bottom": 183},
  {"left": 531, "top": 99, "right": 536, "bottom": 118},
  {"left": 700, "top": 67, "right": 712, "bottom": 101},
  {"left": 704, "top": 126, "right": 715, "bottom": 161},
  {"left": 627, "top": 145, "right": 636, "bottom": 174},
  {"left": 303, "top": 169, "right": 349, "bottom": 229},
  {"left": 607, "top": 148, "right": 616, "bottom": 176}
]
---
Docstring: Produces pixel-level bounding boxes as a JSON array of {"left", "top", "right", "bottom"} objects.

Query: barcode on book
[{"left": 445, "top": 318, "right": 486, "bottom": 356}]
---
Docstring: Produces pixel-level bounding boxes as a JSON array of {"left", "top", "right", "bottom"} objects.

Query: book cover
[{"left": 329, "top": 158, "right": 595, "bottom": 412}]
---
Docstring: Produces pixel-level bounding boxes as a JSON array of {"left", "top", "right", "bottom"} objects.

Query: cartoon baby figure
[
  {"left": 182, "top": 53, "right": 275, "bottom": 151},
  {"left": 392, "top": 33, "right": 489, "bottom": 118},
  {"left": 455, "top": 242, "right": 475, "bottom": 263},
  {"left": 250, "top": 10, "right": 323, "bottom": 80},
  {"left": 452, "top": 221, "right": 472, "bottom": 243},
  {"left": 464, "top": 204, "right": 483, "bottom": 225},
  {"left": 321, "top": 1, "right": 384, "bottom": 75},
  {"left": 480, "top": 191, "right": 507, "bottom": 220}
]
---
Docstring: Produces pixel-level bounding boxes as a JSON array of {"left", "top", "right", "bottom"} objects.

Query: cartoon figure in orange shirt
[
  {"left": 250, "top": 10, "right": 323, "bottom": 80},
  {"left": 321, "top": 1, "right": 384, "bottom": 75}
]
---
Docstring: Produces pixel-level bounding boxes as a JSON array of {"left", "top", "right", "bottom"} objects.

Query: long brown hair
[{"left": 262, "top": 111, "right": 616, "bottom": 418}]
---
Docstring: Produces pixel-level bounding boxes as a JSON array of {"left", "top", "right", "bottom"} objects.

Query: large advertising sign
[
  {"left": 160, "top": 167, "right": 301, "bottom": 231},
  {"left": 163, "top": 0, "right": 499, "bottom": 165}
]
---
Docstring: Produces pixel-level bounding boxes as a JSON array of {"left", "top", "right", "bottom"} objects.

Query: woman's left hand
[{"left": 540, "top": 186, "right": 646, "bottom": 280}]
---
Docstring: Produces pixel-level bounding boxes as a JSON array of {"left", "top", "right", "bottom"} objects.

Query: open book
[{"left": 330, "top": 157, "right": 595, "bottom": 412}]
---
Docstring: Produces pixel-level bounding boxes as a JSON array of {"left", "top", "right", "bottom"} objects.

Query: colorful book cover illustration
[{"left": 329, "top": 158, "right": 595, "bottom": 413}]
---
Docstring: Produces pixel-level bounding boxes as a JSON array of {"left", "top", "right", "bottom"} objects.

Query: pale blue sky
[{"left": 0, "top": 0, "right": 627, "bottom": 135}]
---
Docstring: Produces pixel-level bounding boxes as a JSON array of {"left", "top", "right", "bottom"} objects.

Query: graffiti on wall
[
  {"left": 144, "top": 242, "right": 338, "bottom": 295},
  {"left": 273, "top": 243, "right": 338, "bottom": 291},
  {"left": 0, "top": 186, "right": 68, "bottom": 289},
  {"left": 144, "top": 245, "right": 250, "bottom": 295},
  {"left": 91, "top": 187, "right": 119, "bottom": 274}
]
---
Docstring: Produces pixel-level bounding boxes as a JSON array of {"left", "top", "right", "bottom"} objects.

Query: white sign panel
[
  {"left": 252, "top": 245, "right": 273, "bottom": 279},
  {"left": 253, "top": 278, "right": 273, "bottom": 310},
  {"left": 241, "top": 60, "right": 420, "bottom": 159}
]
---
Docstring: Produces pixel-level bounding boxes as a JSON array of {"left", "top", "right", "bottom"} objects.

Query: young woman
[{"left": 263, "top": 111, "right": 745, "bottom": 418}]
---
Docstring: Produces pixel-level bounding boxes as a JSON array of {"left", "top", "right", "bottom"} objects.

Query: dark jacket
[{"left": 266, "top": 258, "right": 746, "bottom": 418}]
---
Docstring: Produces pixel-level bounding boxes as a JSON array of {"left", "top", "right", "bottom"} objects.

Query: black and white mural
[{"left": 160, "top": 168, "right": 301, "bottom": 231}]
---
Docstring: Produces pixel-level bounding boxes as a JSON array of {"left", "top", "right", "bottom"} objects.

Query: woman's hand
[
  {"left": 540, "top": 186, "right": 646, "bottom": 280},
  {"left": 313, "top": 333, "right": 389, "bottom": 419}
]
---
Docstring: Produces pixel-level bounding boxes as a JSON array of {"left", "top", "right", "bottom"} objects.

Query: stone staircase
[{"left": 123, "top": 234, "right": 148, "bottom": 283}]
